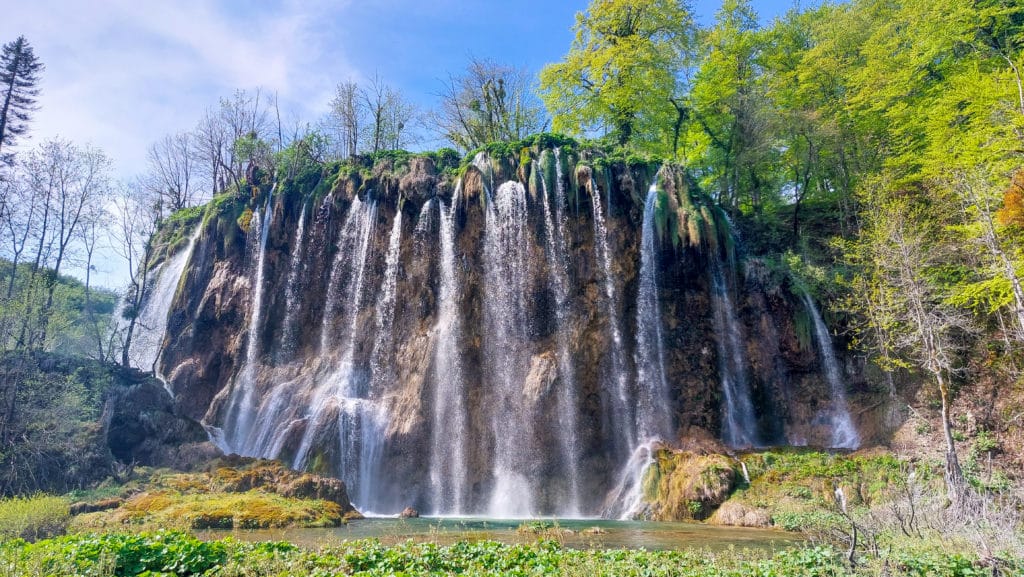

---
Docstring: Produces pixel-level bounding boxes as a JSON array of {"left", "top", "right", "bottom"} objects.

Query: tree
[
  {"left": 110, "top": 183, "right": 160, "bottom": 368},
  {"left": 848, "top": 190, "right": 973, "bottom": 510},
  {"left": 16, "top": 139, "right": 111, "bottom": 349},
  {"left": 0, "top": 36, "right": 44, "bottom": 166},
  {"left": 324, "top": 80, "right": 363, "bottom": 159},
  {"left": 143, "top": 132, "right": 199, "bottom": 214},
  {"left": 539, "top": 0, "right": 695, "bottom": 148},
  {"left": 687, "top": 0, "right": 775, "bottom": 211},
  {"left": 433, "top": 57, "right": 547, "bottom": 151},
  {"left": 361, "top": 75, "right": 418, "bottom": 155},
  {"left": 191, "top": 89, "right": 273, "bottom": 194}
]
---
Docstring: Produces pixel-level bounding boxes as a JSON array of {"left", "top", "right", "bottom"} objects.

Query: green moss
[{"left": 236, "top": 207, "right": 254, "bottom": 233}]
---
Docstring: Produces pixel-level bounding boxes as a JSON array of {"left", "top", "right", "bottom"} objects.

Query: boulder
[
  {"left": 644, "top": 451, "right": 737, "bottom": 521},
  {"left": 400, "top": 507, "right": 419, "bottom": 518}
]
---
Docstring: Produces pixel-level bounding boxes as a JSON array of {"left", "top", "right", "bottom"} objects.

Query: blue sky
[
  {"left": 1, "top": 1, "right": 804, "bottom": 175},
  {"left": 0, "top": 0, "right": 802, "bottom": 286}
]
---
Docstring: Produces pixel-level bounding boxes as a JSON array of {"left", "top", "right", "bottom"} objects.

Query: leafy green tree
[
  {"left": 687, "top": 0, "right": 775, "bottom": 212},
  {"left": 539, "top": 0, "right": 695, "bottom": 149},
  {"left": 0, "top": 36, "right": 44, "bottom": 166}
]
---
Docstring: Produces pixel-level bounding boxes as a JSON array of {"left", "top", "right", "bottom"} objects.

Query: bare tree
[
  {"left": 77, "top": 205, "right": 112, "bottom": 362},
  {"left": 16, "top": 139, "right": 111, "bottom": 349},
  {"left": 432, "top": 57, "right": 547, "bottom": 151},
  {"left": 110, "top": 183, "right": 160, "bottom": 367},
  {"left": 324, "top": 80, "right": 363, "bottom": 159},
  {"left": 361, "top": 75, "right": 419, "bottom": 155},
  {"left": 191, "top": 88, "right": 273, "bottom": 194},
  {"left": 143, "top": 132, "right": 198, "bottom": 213}
]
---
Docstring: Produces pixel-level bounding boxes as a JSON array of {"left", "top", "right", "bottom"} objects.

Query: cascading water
[
  {"left": 292, "top": 197, "right": 380, "bottom": 505},
  {"left": 124, "top": 225, "right": 201, "bottom": 379},
  {"left": 240, "top": 197, "right": 372, "bottom": 458},
  {"left": 429, "top": 196, "right": 471, "bottom": 515},
  {"left": 221, "top": 191, "right": 274, "bottom": 453},
  {"left": 591, "top": 182, "right": 633, "bottom": 461},
  {"left": 370, "top": 208, "right": 404, "bottom": 390},
  {"left": 279, "top": 202, "right": 308, "bottom": 360},
  {"left": 538, "top": 152, "right": 582, "bottom": 515},
  {"left": 801, "top": 291, "right": 860, "bottom": 449},
  {"left": 483, "top": 180, "right": 537, "bottom": 518},
  {"left": 634, "top": 185, "right": 673, "bottom": 442},
  {"left": 602, "top": 440, "right": 657, "bottom": 520},
  {"left": 709, "top": 215, "right": 759, "bottom": 448},
  {"left": 157, "top": 154, "right": 873, "bottom": 520}
]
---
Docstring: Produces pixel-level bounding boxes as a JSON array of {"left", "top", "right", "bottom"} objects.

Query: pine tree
[{"left": 0, "top": 36, "right": 44, "bottom": 166}]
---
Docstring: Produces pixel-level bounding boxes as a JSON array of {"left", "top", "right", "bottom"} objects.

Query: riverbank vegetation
[{"left": 0, "top": 529, "right": 1016, "bottom": 577}]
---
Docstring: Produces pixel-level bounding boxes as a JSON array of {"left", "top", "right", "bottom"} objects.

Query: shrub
[{"left": 0, "top": 494, "right": 70, "bottom": 541}]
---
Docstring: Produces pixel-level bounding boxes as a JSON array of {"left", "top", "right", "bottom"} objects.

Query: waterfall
[
  {"left": 634, "top": 185, "right": 673, "bottom": 442},
  {"left": 801, "top": 291, "right": 860, "bottom": 449},
  {"left": 279, "top": 202, "right": 308, "bottom": 359},
  {"left": 709, "top": 218, "right": 759, "bottom": 448},
  {"left": 538, "top": 153, "right": 582, "bottom": 515},
  {"left": 591, "top": 183, "right": 633, "bottom": 461},
  {"left": 221, "top": 192, "right": 274, "bottom": 453},
  {"left": 429, "top": 197, "right": 471, "bottom": 515},
  {"left": 320, "top": 197, "right": 374, "bottom": 353},
  {"left": 156, "top": 152, "right": 883, "bottom": 520},
  {"left": 124, "top": 225, "right": 201, "bottom": 379},
  {"left": 293, "top": 197, "right": 379, "bottom": 504},
  {"left": 472, "top": 152, "right": 494, "bottom": 197},
  {"left": 602, "top": 441, "right": 657, "bottom": 520},
  {"left": 240, "top": 197, "right": 375, "bottom": 460},
  {"left": 484, "top": 180, "right": 537, "bottom": 518},
  {"left": 370, "top": 208, "right": 404, "bottom": 390}
]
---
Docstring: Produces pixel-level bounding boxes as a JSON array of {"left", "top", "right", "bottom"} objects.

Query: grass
[
  {"left": 70, "top": 490, "right": 344, "bottom": 531},
  {"left": 64, "top": 460, "right": 357, "bottom": 531},
  {"left": 0, "top": 494, "right": 70, "bottom": 541}
]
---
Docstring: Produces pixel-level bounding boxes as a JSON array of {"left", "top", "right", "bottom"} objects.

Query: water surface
[{"left": 202, "top": 517, "right": 800, "bottom": 552}]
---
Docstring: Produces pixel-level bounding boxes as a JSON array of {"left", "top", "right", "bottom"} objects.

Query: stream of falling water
[
  {"left": 293, "top": 197, "right": 379, "bottom": 505},
  {"left": 125, "top": 225, "right": 202, "bottom": 379},
  {"left": 591, "top": 182, "right": 634, "bottom": 462},
  {"left": 709, "top": 217, "right": 759, "bottom": 448},
  {"left": 429, "top": 196, "right": 471, "bottom": 515},
  {"left": 242, "top": 197, "right": 371, "bottom": 459},
  {"left": 634, "top": 185, "right": 673, "bottom": 442},
  {"left": 279, "top": 202, "right": 308, "bottom": 359},
  {"left": 801, "top": 291, "right": 860, "bottom": 449},
  {"left": 370, "top": 208, "right": 404, "bottom": 391},
  {"left": 484, "top": 181, "right": 537, "bottom": 518},
  {"left": 539, "top": 152, "right": 582, "bottom": 515},
  {"left": 222, "top": 192, "right": 274, "bottom": 452}
]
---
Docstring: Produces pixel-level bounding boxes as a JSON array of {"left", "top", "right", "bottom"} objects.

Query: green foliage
[
  {"left": 5, "top": 530, "right": 1014, "bottom": 576},
  {"left": 0, "top": 353, "right": 134, "bottom": 496},
  {"left": 540, "top": 0, "right": 696, "bottom": 150},
  {"left": 0, "top": 494, "right": 69, "bottom": 541},
  {"left": 427, "top": 147, "right": 461, "bottom": 173},
  {"left": 0, "top": 260, "right": 118, "bottom": 355}
]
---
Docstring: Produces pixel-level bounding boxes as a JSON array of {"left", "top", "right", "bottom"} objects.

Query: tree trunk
[
  {"left": 122, "top": 242, "right": 153, "bottom": 367},
  {"left": 936, "top": 369, "right": 967, "bottom": 510}
]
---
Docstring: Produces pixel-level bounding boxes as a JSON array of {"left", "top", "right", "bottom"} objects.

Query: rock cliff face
[{"left": 143, "top": 145, "right": 894, "bottom": 517}]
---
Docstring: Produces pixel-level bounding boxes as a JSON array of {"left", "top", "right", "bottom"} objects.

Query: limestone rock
[
  {"left": 400, "top": 506, "right": 419, "bottom": 518},
  {"left": 399, "top": 157, "right": 438, "bottom": 204},
  {"left": 709, "top": 502, "right": 771, "bottom": 528},
  {"left": 523, "top": 352, "right": 558, "bottom": 403},
  {"left": 644, "top": 451, "right": 737, "bottom": 521}
]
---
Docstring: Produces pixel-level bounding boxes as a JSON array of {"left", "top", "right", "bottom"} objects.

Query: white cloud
[{"left": 0, "top": 0, "right": 359, "bottom": 180}]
